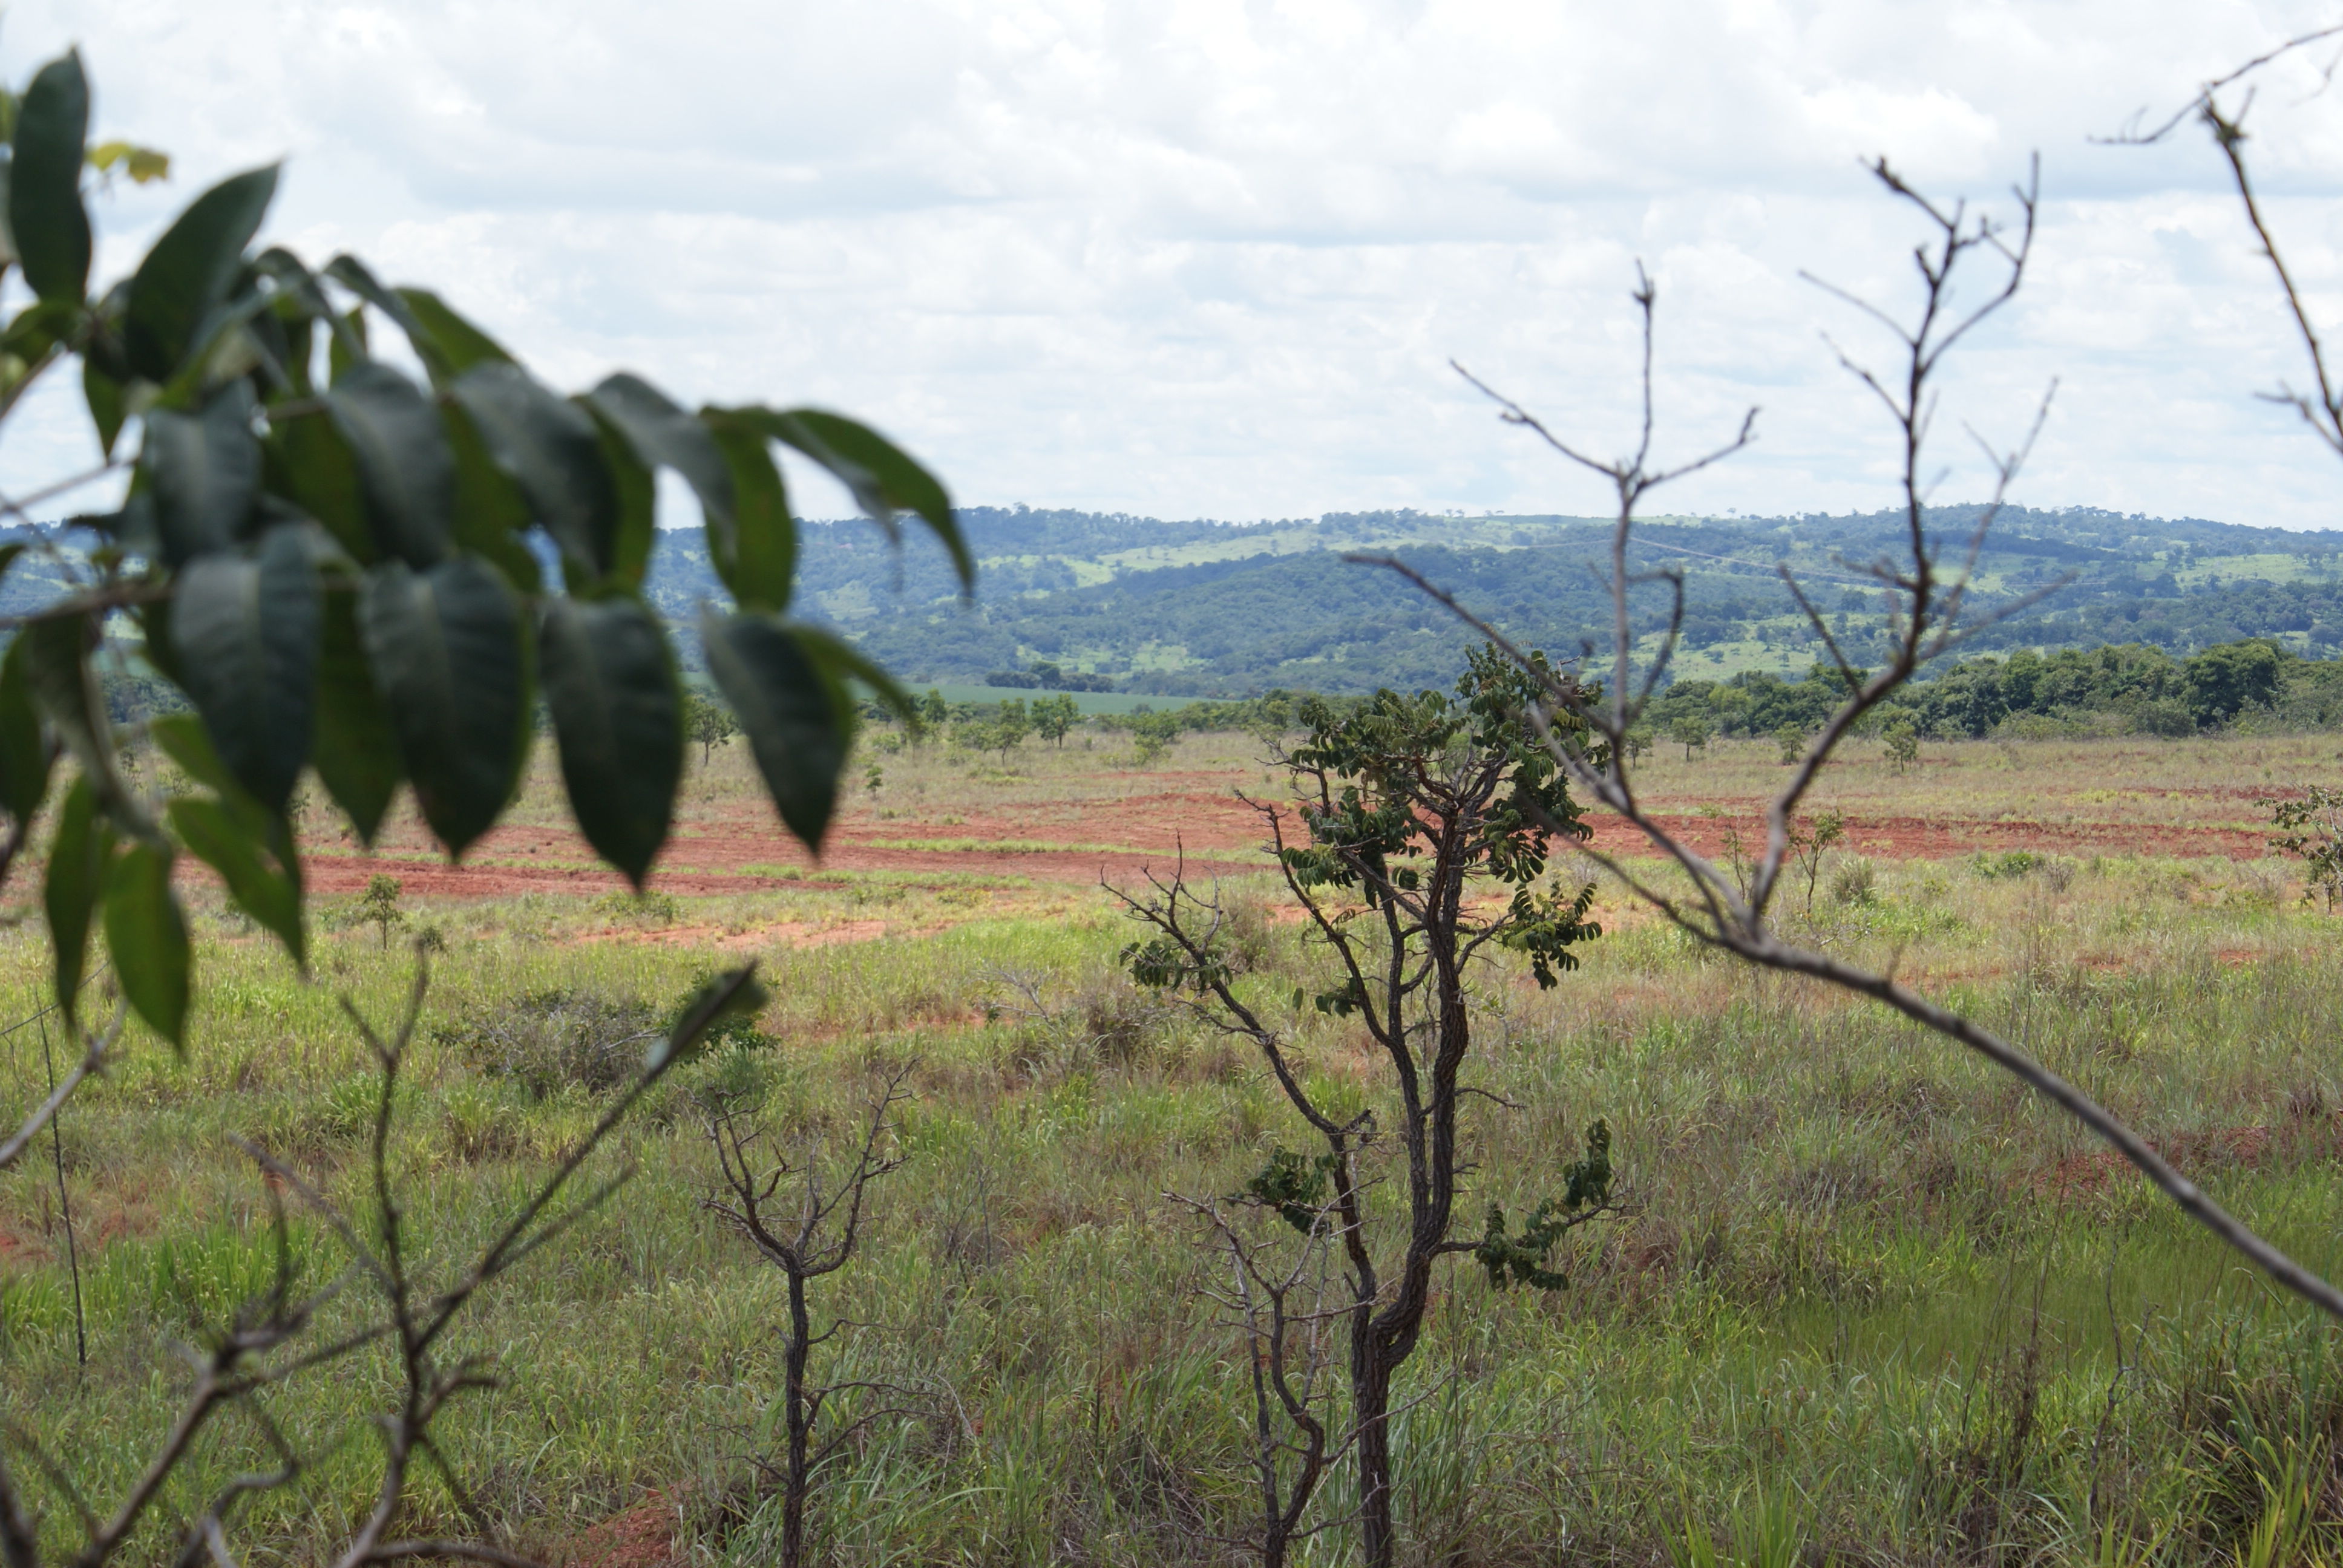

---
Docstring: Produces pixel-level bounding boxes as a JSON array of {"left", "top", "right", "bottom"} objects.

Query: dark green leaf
[
  {"left": 327, "top": 305, "right": 367, "bottom": 384},
  {"left": 312, "top": 586, "right": 402, "bottom": 844},
  {"left": 395, "top": 287, "right": 514, "bottom": 379},
  {"left": 441, "top": 399, "right": 542, "bottom": 592},
  {"left": 762, "top": 408, "right": 969, "bottom": 591},
  {"left": 790, "top": 622, "right": 919, "bottom": 725},
  {"left": 540, "top": 595, "right": 680, "bottom": 886},
  {"left": 143, "top": 381, "right": 260, "bottom": 567},
  {"left": 168, "top": 795, "right": 303, "bottom": 967},
  {"left": 169, "top": 523, "right": 320, "bottom": 812},
  {"left": 105, "top": 840, "right": 189, "bottom": 1046},
  {"left": 124, "top": 165, "right": 279, "bottom": 382},
  {"left": 10, "top": 52, "right": 90, "bottom": 304},
  {"left": 450, "top": 362, "right": 616, "bottom": 583},
  {"left": 651, "top": 964, "right": 770, "bottom": 1075},
  {"left": 359, "top": 555, "right": 530, "bottom": 855},
  {"left": 0, "top": 616, "right": 53, "bottom": 824},
  {"left": 580, "top": 399, "right": 654, "bottom": 589},
  {"left": 84, "top": 358, "right": 125, "bottom": 457},
  {"left": 698, "top": 412, "right": 795, "bottom": 613},
  {"left": 21, "top": 612, "right": 144, "bottom": 835},
  {"left": 701, "top": 609, "right": 851, "bottom": 851},
  {"left": 588, "top": 373, "right": 735, "bottom": 532},
  {"left": 43, "top": 776, "right": 109, "bottom": 1023},
  {"left": 327, "top": 361, "right": 452, "bottom": 567},
  {"left": 263, "top": 407, "right": 372, "bottom": 563}
]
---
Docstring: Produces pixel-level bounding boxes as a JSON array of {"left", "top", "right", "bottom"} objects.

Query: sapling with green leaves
[
  {"left": 357, "top": 872, "right": 404, "bottom": 949},
  {"left": 1118, "top": 644, "right": 1614, "bottom": 1568},
  {"left": 2261, "top": 785, "right": 2343, "bottom": 912},
  {"left": 1032, "top": 691, "right": 1080, "bottom": 746}
]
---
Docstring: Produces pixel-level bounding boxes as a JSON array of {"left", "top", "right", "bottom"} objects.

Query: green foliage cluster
[
  {"left": 0, "top": 47, "right": 965, "bottom": 1037},
  {"left": 2261, "top": 785, "right": 2343, "bottom": 912},
  {"left": 1643, "top": 637, "right": 2343, "bottom": 750}
]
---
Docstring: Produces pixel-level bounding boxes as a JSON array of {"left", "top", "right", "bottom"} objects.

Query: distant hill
[{"left": 637, "top": 504, "right": 2343, "bottom": 696}]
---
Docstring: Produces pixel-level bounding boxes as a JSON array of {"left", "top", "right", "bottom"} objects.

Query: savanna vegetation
[{"left": 8, "top": 725, "right": 2343, "bottom": 1566}]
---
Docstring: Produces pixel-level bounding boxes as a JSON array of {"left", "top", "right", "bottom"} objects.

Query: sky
[{"left": 5, "top": 1, "right": 2343, "bottom": 531}]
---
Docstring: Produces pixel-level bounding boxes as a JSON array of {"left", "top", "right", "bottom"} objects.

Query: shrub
[
  {"left": 437, "top": 988, "right": 667, "bottom": 1097},
  {"left": 1830, "top": 858, "right": 1879, "bottom": 906}
]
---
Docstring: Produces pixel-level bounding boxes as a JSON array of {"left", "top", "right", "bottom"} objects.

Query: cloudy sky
[{"left": 5, "top": 0, "right": 2343, "bottom": 530}]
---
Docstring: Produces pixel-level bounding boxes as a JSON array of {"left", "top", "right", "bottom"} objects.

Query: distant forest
[{"left": 629, "top": 503, "right": 2343, "bottom": 697}]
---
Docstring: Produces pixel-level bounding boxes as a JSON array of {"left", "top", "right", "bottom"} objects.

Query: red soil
[{"left": 285, "top": 784, "right": 2258, "bottom": 907}]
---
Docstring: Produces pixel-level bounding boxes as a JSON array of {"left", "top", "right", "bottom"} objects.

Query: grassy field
[{"left": 6, "top": 727, "right": 2343, "bottom": 1566}]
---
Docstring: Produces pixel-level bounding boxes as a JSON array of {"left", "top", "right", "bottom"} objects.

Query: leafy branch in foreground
[
  {"left": 0, "top": 958, "right": 768, "bottom": 1568},
  {"left": 0, "top": 45, "right": 968, "bottom": 1174},
  {"left": 1381, "top": 151, "right": 2343, "bottom": 1325}
]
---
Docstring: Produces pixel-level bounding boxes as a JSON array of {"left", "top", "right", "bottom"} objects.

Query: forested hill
[{"left": 624, "top": 503, "right": 2343, "bottom": 696}]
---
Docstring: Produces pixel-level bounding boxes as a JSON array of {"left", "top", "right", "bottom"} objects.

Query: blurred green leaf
[
  {"left": 327, "top": 361, "right": 452, "bottom": 567},
  {"left": 83, "top": 358, "right": 125, "bottom": 458},
  {"left": 10, "top": 51, "right": 90, "bottom": 304},
  {"left": 588, "top": 373, "right": 735, "bottom": 532},
  {"left": 168, "top": 794, "right": 303, "bottom": 967},
  {"left": 124, "top": 165, "right": 278, "bottom": 382},
  {"left": 169, "top": 522, "right": 320, "bottom": 812},
  {"left": 0, "top": 627, "right": 53, "bottom": 825},
  {"left": 21, "top": 612, "right": 145, "bottom": 836},
  {"left": 701, "top": 609, "right": 850, "bottom": 851},
  {"left": 791, "top": 622, "right": 919, "bottom": 725},
  {"left": 395, "top": 287, "right": 514, "bottom": 380},
  {"left": 580, "top": 399, "right": 654, "bottom": 589},
  {"left": 651, "top": 963, "right": 769, "bottom": 1075},
  {"left": 105, "top": 840, "right": 189, "bottom": 1046},
  {"left": 450, "top": 362, "right": 616, "bottom": 584},
  {"left": 540, "top": 595, "right": 680, "bottom": 886},
  {"left": 312, "top": 586, "right": 402, "bottom": 845},
  {"left": 264, "top": 407, "right": 372, "bottom": 563},
  {"left": 43, "top": 776, "right": 109, "bottom": 1024},
  {"left": 143, "top": 381, "right": 260, "bottom": 567},
  {"left": 699, "top": 411, "right": 795, "bottom": 613},
  {"left": 760, "top": 408, "right": 969, "bottom": 591},
  {"left": 359, "top": 555, "right": 530, "bottom": 856},
  {"left": 441, "top": 399, "right": 542, "bottom": 593},
  {"left": 85, "top": 140, "right": 170, "bottom": 185}
]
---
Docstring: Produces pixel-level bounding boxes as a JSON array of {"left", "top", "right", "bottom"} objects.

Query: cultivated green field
[{"left": 6, "top": 730, "right": 2343, "bottom": 1566}]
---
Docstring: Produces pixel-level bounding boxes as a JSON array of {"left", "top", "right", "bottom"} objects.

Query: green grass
[{"left": 11, "top": 800, "right": 2343, "bottom": 1562}]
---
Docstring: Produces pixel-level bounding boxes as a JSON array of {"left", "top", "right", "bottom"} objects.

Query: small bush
[
  {"left": 1829, "top": 858, "right": 1878, "bottom": 906},
  {"left": 1972, "top": 850, "right": 2045, "bottom": 881},
  {"left": 436, "top": 988, "right": 666, "bottom": 1097}
]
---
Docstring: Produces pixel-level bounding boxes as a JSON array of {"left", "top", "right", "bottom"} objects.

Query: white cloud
[{"left": 4, "top": 0, "right": 2343, "bottom": 529}]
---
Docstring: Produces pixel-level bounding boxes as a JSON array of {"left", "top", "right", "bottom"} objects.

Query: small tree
[
  {"left": 1119, "top": 646, "right": 1616, "bottom": 1568},
  {"left": 1883, "top": 717, "right": 1920, "bottom": 772},
  {"left": 358, "top": 874, "right": 404, "bottom": 949},
  {"left": 1671, "top": 712, "right": 1712, "bottom": 761},
  {"left": 1130, "top": 711, "right": 1179, "bottom": 766},
  {"left": 993, "top": 697, "right": 1030, "bottom": 760},
  {"left": 1032, "top": 692, "right": 1080, "bottom": 747},
  {"left": 1772, "top": 723, "right": 1807, "bottom": 766},
  {"left": 917, "top": 688, "right": 951, "bottom": 742},
  {"left": 2262, "top": 786, "right": 2343, "bottom": 912},
  {"left": 704, "top": 1066, "right": 913, "bottom": 1568},
  {"left": 686, "top": 689, "right": 740, "bottom": 768},
  {"left": 1788, "top": 808, "right": 1846, "bottom": 917}
]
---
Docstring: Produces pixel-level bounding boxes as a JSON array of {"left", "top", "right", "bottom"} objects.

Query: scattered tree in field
[
  {"left": 1883, "top": 717, "right": 1920, "bottom": 772},
  {"left": 358, "top": 873, "right": 405, "bottom": 949},
  {"left": 1031, "top": 692, "right": 1080, "bottom": 746},
  {"left": 864, "top": 762, "right": 885, "bottom": 797},
  {"left": 1671, "top": 712, "right": 1712, "bottom": 760},
  {"left": 1119, "top": 646, "right": 1614, "bottom": 1568},
  {"left": 1386, "top": 131, "right": 2343, "bottom": 1331},
  {"left": 1129, "top": 710, "right": 1180, "bottom": 765},
  {"left": 2262, "top": 785, "right": 2343, "bottom": 912},
  {"left": 1788, "top": 808, "right": 1845, "bottom": 917},
  {"left": 685, "top": 689, "right": 740, "bottom": 768},
  {"left": 704, "top": 1065, "right": 913, "bottom": 1568},
  {"left": 1772, "top": 723, "right": 1807, "bottom": 765}
]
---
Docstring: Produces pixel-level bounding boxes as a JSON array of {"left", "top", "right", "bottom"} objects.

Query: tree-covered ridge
[{"left": 624, "top": 503, "right": 2343, "bottom": 696}]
